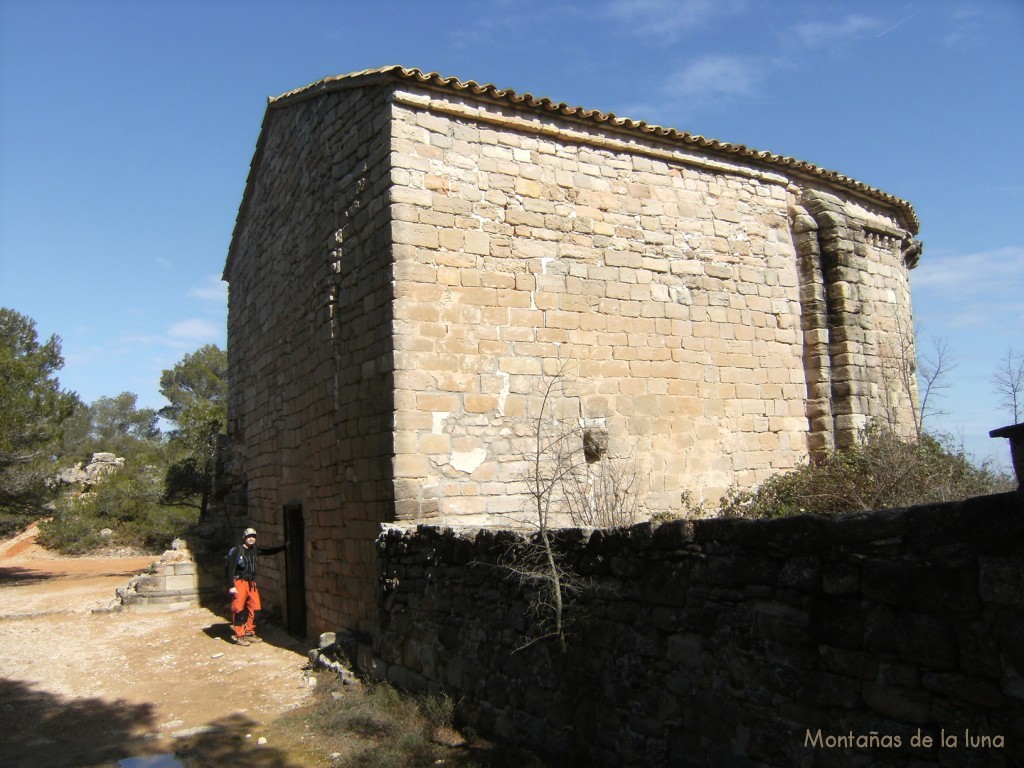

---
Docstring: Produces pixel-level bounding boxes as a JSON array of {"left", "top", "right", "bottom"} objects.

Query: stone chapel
[{"left": 222, "top": 66, "right": 921, "bottom": 638}]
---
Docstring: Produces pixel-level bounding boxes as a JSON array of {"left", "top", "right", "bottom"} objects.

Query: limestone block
[{"left": 163, "top": 574, "right": 198, "bottom": 592}]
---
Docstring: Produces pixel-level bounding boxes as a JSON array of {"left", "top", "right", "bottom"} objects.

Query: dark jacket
[{"left": 226, "top": 542, "right": 285, "bottom": 587}]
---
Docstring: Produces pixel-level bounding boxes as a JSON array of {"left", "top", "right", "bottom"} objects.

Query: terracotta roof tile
[{"left": 269, "top": 65, "right": 919, "bottom": 234}]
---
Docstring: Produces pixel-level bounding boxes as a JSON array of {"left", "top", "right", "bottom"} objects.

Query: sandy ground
[{"left": 0, "top": 525, "right": 315, "bottom": 768}]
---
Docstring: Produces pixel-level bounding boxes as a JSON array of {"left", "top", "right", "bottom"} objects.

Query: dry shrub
[
  {"left": 562, "top": 451, "right": 642, "bottom": 529},
  {"left": 299, "top": 681, "right": 454, "bottom": 768},
  {"left": 277, "top": 677, "right": 549, "bottom": 767},
  {"left": 714, "top": 426, "right": 1013, "bottom": 519}
]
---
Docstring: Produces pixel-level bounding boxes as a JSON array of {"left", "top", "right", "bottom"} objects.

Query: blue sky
[{"left": 1, "top": 0, "right": 1021, "bottom": 469}]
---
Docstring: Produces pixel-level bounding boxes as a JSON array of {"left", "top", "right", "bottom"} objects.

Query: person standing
[{"left": 226, "top": 527, "right": 285, "bottom": 646}]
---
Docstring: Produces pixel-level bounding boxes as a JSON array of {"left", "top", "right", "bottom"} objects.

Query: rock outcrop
[{"left": 55, "top": 452, "right": 125, "bottom": 490}]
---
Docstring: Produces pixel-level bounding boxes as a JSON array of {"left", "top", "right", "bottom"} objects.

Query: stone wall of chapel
[
  {"left": 791, "top": 188, "right": 918, "bottom": 455},
  {"left": 224, "top": 86, "right": 394, "bottom": 637},
  {"left": 224, "top": 76, "right": 920, "bottom": 634},
  {"left": 388, "top": 90, "right": 824, "bottom": 525},
  {"left": 852, "top": 199, "right": 919, "bottom": 440}
]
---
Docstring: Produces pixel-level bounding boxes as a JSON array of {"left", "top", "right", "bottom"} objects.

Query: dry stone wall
[{"left": 374, "top": 492, "right": 1024, "bottom": 767}]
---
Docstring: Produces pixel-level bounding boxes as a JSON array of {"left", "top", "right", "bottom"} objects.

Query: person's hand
[{"left": 229, "top": 587, "right": 237, "bottom": 595}]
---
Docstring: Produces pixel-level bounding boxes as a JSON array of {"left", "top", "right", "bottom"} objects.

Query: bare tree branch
[
  {"left": 916, "top": 335, "right": 954, "bottom": 438},
  {"left": 992, "top": 347, "right": 1024, "bottom": 423},
  {"left": 496, "top": 358, "right": 642, "bottom": 652}
]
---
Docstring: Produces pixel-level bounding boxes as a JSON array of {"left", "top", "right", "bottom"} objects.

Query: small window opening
[{"left": 583, "top": 427, "right": 608, "bottom": 463}]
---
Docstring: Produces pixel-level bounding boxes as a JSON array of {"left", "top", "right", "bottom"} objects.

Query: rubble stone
[{"left": 375, "top": 492, "right": 1024, "bottom": 767}]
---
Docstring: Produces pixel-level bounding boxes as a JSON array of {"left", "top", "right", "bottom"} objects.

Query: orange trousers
[{"left": 231, "top": 579, "right": 261, "bottom": 637}]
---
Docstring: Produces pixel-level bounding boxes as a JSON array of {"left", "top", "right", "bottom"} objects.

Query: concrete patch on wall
[
  {"left": 432, "top": 411, "right": 449, "bottom": 434},
  {"left": 450, "top": 447, "right": 487, "bottom": 474}
]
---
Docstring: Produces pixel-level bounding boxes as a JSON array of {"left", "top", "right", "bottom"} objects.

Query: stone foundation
[{"left": 116, "top": 541, "right": 220, "bottom": 612}]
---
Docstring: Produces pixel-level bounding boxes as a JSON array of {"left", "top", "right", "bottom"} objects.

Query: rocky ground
[{"left": 0, "top": 525, "right": 316, "bottom": 768}]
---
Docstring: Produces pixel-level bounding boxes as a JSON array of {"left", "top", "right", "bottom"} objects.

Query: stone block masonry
[
  {"left": 116, "top": 542, "right": 220, "bottom": 611},
  {"left": 385, "top": 75, "right": 919, "bottom": 525},
  {"left": 224, "top": 80, "right": 397, "bottom": 638},
  {"left": 224, "top": 66, "right": 922, "bottom": 638},
  {"left": 374, "top": 492, "right": 1024, "bottom": 767}
]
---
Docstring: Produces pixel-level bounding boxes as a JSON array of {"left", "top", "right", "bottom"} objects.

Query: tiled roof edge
[{"left": 268, "top": 66, "right": 919, "bottom": 234}]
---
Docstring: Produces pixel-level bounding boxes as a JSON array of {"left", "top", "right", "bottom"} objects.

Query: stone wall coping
[
  {"left": 379, "top": 491, "right": 1024, "bottom": 556},
  {"left": 990, "top": 423, "right": 1024, "bottom": 439}
]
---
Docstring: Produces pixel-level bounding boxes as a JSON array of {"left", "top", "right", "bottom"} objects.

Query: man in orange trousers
[{"left": 226, "top": 527, "right": 285, "bottom": 645}]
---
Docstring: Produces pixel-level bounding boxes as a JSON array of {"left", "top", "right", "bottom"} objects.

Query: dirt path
[{"left": 0, "top": 526, "right": 315, "bottom": 768}]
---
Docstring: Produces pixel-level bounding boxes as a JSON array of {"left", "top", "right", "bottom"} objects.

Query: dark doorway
[{"left": 284, "top": 503, "right": 307, "bottom": 638}]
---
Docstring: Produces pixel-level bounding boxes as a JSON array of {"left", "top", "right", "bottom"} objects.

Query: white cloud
[
  {"left": 649, "top": 10, "right": 887, "bottom": 112},
  {"left": 167, "top": 318, "right": 221, "bottom": 345},
  {"left": 942, "top": 6, "right": 986, "bottom": 48},
  {"left": 601, "top": 0, "right": 749, "bottom": 39},
  {"left": 665, "top": 54, "right": 761, "bottom": 100},
  {"left": 939, "top": 302, "right": 1010, "bottom": 331},
  {"left": 188, "top": 274, "right": 228, "bottom": 302},
  {"left": 795, "top": 14, "right": 882, "bottom": 47},
  {"left": 912, "top": 246, "right": 1024, "bottom": 296},
  {"left": 913, "top": 247, "right": 1024, "bottom": 336}
]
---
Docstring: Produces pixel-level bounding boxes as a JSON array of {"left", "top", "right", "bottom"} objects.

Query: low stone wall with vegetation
[{"left": 373, "top": 492, "right": 1023, "bottom": 766}]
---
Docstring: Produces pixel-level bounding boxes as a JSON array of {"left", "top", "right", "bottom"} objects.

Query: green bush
[
  {"left": 35, "top": 509, "right": 103, "bottom": 554},
  {"left": 38, "top": 460, "right": 198, "bottom": 553},
  {"left": 709, "top": 427, "right": 1013, "bottom": 520},
  {"left": 0, "top": 511, "right": 37, "bottom": 539}
]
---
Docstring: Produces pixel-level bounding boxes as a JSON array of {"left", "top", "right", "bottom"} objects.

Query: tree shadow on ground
[
  {"left": 0, "top": 677, "right": 157, "bottom": 768},
  {"left": 172, "top": 712, "right": 305, "bottom": 767},
  {"left": 0, "top": 563, "right": 146, "bottom": 586},
  {"left": 0, "top": 678, "right": 307, "bottom": 768},
  {"left": 0, "top": 565, "right": 51, "bottom": 586}
]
